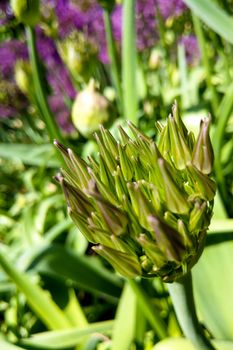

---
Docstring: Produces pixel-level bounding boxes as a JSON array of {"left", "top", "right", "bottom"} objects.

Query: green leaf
[
  {"left": 63, "top": 289, "right": 88, "bottom": 328},
  {"left": 184, "top": 0, "right": 233, "bottom": 44},
  {"left": 0, "top": 248, "right": 71, "bottom": 330},
  {"left": 31, "top": 244, "right": 123, "bottom": 298},
  {"left": 112, "top": 283, "right": 137, "bottom": 350},
  {"left": 44, "top": 218, "right": 73, "bottom": 242},
  {"left": 20, "top": 321, "right": 114, "bottom": 349},
  {"left": 0, "top": 339, "right": 27, "bottom": 350},
  {"left": 209, "top": 219, "right": 233, "bottom": 234},
  {"left": 153, "top": 338, "right": 233, "bottom": 350},
  {"left": 193, "top": 237, "right": 233, "bottom": 340},
  {"left": 0, "top": 143, "right": 59, "bottom": 167}
]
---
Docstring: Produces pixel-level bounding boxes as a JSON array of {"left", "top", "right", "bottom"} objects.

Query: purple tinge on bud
[
  {"left": 88, "top": 187, "right": 128, "bottom": 236},
  {"left": 147, "top": 215, "right": 185, "bottom": 262},
  {"left": 192, "top": 117, "right": 214, "bottom": 175}
]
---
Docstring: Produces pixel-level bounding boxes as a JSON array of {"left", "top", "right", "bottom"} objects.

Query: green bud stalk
[{"left": 11, "top": 0, "right": 40, "bottom": 27}]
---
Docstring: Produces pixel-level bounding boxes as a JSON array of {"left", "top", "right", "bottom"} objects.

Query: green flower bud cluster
[{"left": 55, "top": 103, "right": 216, "bottom": 282}]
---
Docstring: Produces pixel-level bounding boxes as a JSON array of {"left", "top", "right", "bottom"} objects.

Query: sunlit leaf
[{"left": 184, "top": 0, "right": 233, "bottom": 44}]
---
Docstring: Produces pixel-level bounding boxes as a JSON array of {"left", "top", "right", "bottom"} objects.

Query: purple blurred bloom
[
  {"left": 157, "top": 0, "right": 186, "bottom": 19},
  {"left": 47, "top": 63, "right": 76, "bottom": 99},
  {"left": 180, "top": 35, "right": 200, "bottom": 65},
  {"left": 55, "top": 0, "right": 85, "bottom": 37},
  {"left": 35, "top": 27, "right": 76, "bottom": 129},
  {"left": 52, "top": 0, "right": 187, "bottom": 63},
  {"left": 36, "top": 27, "right": 60, "bottom": 67},
  {"left": 49, "top": 95, "right": 75, "bottom": 133},
  {"left": 0, "top": 31, "right": 75, "bottom": 131},
  {"left": 0, "top": 40, "right": 29, "bottom": 119},
  {"left": 0, "top": 0, "right": 14, "bottom": 26},
  {"left": 0, "top": 105, "right": 17, "bottom": 118},
  {"left": 0, "top": 40, "right": 28, "bottom": 79},
  {"left": 0, "top": 80, "right": 28, "bottom": 118},
  {"left": 0, "top": 0, "right": 190, "bottom": 130},
  {"left": 136, "top": 0, "right": 157, "bottom": 51}
]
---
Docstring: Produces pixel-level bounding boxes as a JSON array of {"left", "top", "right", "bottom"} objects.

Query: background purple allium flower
[
  {"left": 0, "top": 41, "right": 28, "bottom": 118},
  {"left": 0, "top": 0, "right": 190, "bottom": 127},
  {"left": 0, "top": 0, "right": 14, "bottom": 26},
  {"left": 0, "top": 40, "right": 28, "bottom": 79},
  {"left": 0, "top": 28, "right": 75, "bottom": 130},
  {"left": 41, "top": 0, "right": 187, "bottom": 64},
  {"left": 180, "top": 35, "right": 200, "bottom": 65},
  {"left": 157, "top": 0, "right": 187, "bottom": 19},
  {"left": 55, "top": 0, "right": 85, "bottom": 38},
  {"left": 48, "top": 95, "right": 75, "bottom": 133}
]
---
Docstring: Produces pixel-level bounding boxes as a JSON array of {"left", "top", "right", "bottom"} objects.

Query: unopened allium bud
[
  {"left": 192, "top": 116, "right": 214, "bottom": 174},
  {"left": 55, "top": 103, "right": 216, "bottom": 282},
  {"left": 71, "top": 80, "right": 109, "bottom": 137},
  {"left": 58, "top": 32, "right": 97, "bottom": 81},
  {"left": 149, "top": 49, "right": 160, "bottom": 70},
  {"left": 15, "top": 60, "right": 33, "bottom": 97},
  {"left": 10, "top": 0, "right": 40, "bottom": 27}
]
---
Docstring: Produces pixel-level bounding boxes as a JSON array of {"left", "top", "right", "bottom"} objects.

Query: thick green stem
[
  {"left": 192, "top": 15, "right": 219, "bottom": 116},
  {"left": 168, "top": 272, "right": 216, "bottom": 350},
  {"left": 178, "top": 43, "right": 190, "bottom": 109},
  {"left": 103, "top": 9, "right": 123, "bottom": 114},
  {"left": 26, "top": 26, "right": 63, "bottom": 142},
  {"left": 122, "top": 0, "right": 138, "bottom": 124}
]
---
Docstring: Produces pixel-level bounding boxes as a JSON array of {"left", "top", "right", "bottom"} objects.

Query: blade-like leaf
[
  {"left": 21, "top": 320, "right": 114, "bottom": 349},
  {"left": 153, "top": 338, "right": 233, "bottom": 350},
  {"left": 0, "top": 144, "right": 59, "bottom": 167},
  {"left": 0, "top": 249, "right": 71, "bottom": 330},
  {"left": 184, "top": 0, "right": 233, "bottom": 44},
  {"left": 112, "top": 283, "right": 137, "bottom": 350},
  {"left": 193, "top": 238, "right": 233, "bottom": 339},
  {"left": 31, "top": 244, "right": 123, "bottom": 299},
  {"left": 0, "top": 339, "right": 27, "bottom": 350}
]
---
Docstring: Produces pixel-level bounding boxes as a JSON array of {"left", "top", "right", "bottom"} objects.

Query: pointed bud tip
[
  {"left": 92, "top": 245, "right": 103, "bottom": 252},
  {"left": 53, "top": 173, "right": 64, "bottom": 183}
]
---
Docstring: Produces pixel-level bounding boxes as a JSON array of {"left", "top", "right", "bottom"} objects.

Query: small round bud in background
[
  {"left": 71, "top": 80, "right": 109, "bottom": 137},
  {"left": 15, "top": 60, "right": 33, "bottom": 97},
  {"left": 149, "top": 49, "right": 160, "bottom": 70}
]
